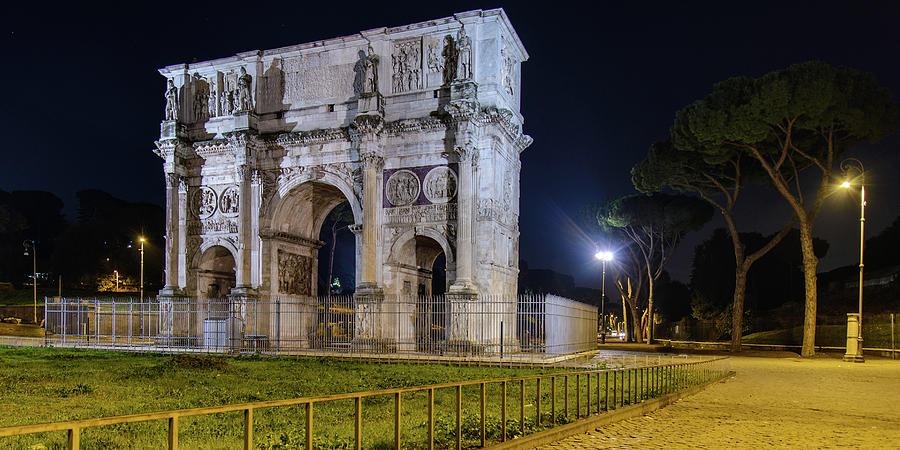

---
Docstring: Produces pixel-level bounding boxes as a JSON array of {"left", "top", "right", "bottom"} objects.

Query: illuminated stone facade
[{"left": 154, "top": 9, "right": 531, "bottom": 348}]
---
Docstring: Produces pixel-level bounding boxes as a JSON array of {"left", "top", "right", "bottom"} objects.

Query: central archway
[{"left": 266, "top": 180, "right": 360, "bottom": 299}]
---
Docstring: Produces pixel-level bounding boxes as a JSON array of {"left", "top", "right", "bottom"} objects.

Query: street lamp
[
  {"left": 595, "top": 251, "right": 614, "bottom": 343},
  {"left": 139, "top": 237, "right": 145, "bottom": 302},
  {"left": 114, "top": 270, "right": 119, "bottom": 292},
  {"left": 840, "top": 158, "right": 865, "bottom": 363},
  {"left": 23, "top": 240, "right": 36, "bottom": 324}
]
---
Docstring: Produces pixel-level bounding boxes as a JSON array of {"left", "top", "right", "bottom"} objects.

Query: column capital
[{"left": 360, "top": 151, "right": 385, "bottom": 170}]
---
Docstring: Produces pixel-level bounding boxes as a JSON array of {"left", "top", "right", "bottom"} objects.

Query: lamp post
[
  {"left": 139, "top": 237, "right": 145, "bottom": 302},
  {"left": 595, "top": 251, "right": 614, "bottom": 343},
  {"left": 114, "top": 270, "right": 119, "bottom": 292},
  {"left": 840, "top": 158, "right": 865, "bottom": 363},
  {"left": 23, "top": 240, "right": 36, "bottom": 324}
]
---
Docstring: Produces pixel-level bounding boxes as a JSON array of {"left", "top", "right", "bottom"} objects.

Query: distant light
[
  {"left": 595, "top": 251, "right": 614, "bottom": 262},
  {"left": 840, "top": 181, "right": 851, "bottom": 188},
  {"left": 139, "top": 237, "right": 145, "bottom": 242}
]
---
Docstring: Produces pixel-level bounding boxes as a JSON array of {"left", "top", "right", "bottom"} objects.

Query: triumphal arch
[{"left": 154, "top": 9, "right": 531, "bottom": 351}]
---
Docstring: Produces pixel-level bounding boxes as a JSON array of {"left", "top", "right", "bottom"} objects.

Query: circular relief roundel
[
  {"left": 386, "top": 170, "right": 420, "bottom": 207},
  {"left": 423, "top": 167, "right": 458, "bottom": 204},
  {"left": 193, "top": 186, "right": 217, "bottom": 218},
  {"left": 219, "top": 186, "right": 240, "bottom": 216}
]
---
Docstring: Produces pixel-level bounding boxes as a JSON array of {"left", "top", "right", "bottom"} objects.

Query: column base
[{"left": 842, "top": 354, "right": 865, "bottom": 363}]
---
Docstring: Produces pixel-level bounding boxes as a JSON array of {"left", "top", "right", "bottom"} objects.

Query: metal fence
[
  {"left": 0, "top": 356, "right": 731, "bottom": 449},
  {"left": 42, "top": 293, "right": 597, "bottom": 360}
]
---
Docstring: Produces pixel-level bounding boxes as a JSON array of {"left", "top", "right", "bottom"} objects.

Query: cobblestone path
[{"left": 541, "top": 355, "right": 900, "bottom": 448}]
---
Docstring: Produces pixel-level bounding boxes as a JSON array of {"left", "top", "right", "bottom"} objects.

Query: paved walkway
[{"left": 542, "top": 354, "right": 900, "bottom": 448}]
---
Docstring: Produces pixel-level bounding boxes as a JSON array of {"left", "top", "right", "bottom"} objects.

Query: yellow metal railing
[{"left": 0, "top": 357, "right": 729, "bottom": 449}]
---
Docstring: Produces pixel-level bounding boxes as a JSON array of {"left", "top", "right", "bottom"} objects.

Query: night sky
[{"left": 3, "top": 2, "right": 899, "bottom": 288}]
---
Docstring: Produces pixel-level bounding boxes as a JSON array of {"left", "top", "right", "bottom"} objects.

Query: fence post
[
  {"left": 395, "top": 392, "right": 402, "bottom": 448},
  {"left": 456, "top": 385, "right": 462, "bottom": 450},
  {"left": 536, "top": 378, "right": 541, "bottom": 427},
  {"left": 502, "top": 381, "right": 507, "bottom": 442},
  {"left": 428, "top": 388, "right": 434, "bottom": 450},
  {"left": 576, "top": 375, "right": 580, "bottom": 418},
  {"left": 306, "top": 402, "right": 313, "bottom": 450},
  {"left": 480, "top": 382, "right": 486, "bottom": 447},
  {"left": 355, "top": 396, "right": 362, "bottom": 450},
  {"left": 169, "top": 415, "right": 179, "bottom": 449},
  {"left": 68, "top": 427, "right": 80, "bottom": 450},
  {"left": 243, "top": 408, "right": 253, "bottom": 450},
  {"left": 551, "top": 376, "right": 556, "bottom": 425},
  {"left": 520, "top": 379, "right": 525, "bottom": 435}
]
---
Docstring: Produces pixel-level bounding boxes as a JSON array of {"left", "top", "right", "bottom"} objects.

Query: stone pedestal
[
  {"left": 160, "top": 120, "right": 187, "bottom": 139},
  {"left": 843, "top": 313, "right": 865, "bottom": 362},
  {"left": 358, "top": 93, "right": 383, "bottom": 115},
  {"left": 232, "top": 111, "right": 258, "bottom": 131},
  {"left": 353, "top": 284, "right": 389, "bottom": 351}
]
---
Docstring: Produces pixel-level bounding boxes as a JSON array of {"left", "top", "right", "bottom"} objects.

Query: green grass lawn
[{"left": 0, "top": 347, "right": 642, "bottom": 449}]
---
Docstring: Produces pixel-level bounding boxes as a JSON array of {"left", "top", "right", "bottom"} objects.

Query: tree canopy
[{"left": 662, "top": 61, "right": 900, "bottom": 356}]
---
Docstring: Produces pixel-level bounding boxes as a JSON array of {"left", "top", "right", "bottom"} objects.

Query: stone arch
[
  {"left": 272, "top": 170, "right": 362, "bottom": 226},
  {"left": 388, "top": 227, "right": 455, "bottom": 267},
  {"left": 197, "top": 245, "right": 236, "bottom": 298},
  {"left": 264, "top": 179, "right": 358, "bottom": 297}
]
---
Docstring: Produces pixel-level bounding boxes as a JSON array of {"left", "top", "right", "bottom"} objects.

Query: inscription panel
[{"left": 283, "top": 55, "right": 356, "bottom": 105}]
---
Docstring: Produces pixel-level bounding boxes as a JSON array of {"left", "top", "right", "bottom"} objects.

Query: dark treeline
[{"left": 0, "top": 189, "right": 163, "bottom": 293}]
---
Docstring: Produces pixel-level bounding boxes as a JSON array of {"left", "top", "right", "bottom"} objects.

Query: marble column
[
  {"left": 163, "top": 172, "right": 181, "bottom": 289},
  {"left": 450, "top": 146, "right": 477, "bottom": 291},
  {"left": 359, "top": 152, "right": 383, "bottom": 287}
]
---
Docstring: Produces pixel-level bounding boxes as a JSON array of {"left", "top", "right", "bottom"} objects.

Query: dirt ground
[{"left": 542, "top": 354, "right": 900, "bottom": 448}]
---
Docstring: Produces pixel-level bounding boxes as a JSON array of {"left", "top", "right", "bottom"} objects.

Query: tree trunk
[
  {"left": 646, "top": 275, "right": 654, "bottom": 344},
  {"left": 731, "top": 264, "right": 749, "bottom": 353},
  {"left": 799, "top": 222, "right": 819, "bottom": 357}
]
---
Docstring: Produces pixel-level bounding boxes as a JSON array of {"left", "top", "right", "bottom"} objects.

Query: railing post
[
  {"left": 456, "top": 385, "right": 462, "bottom": 450},
  {"left": 564, "top": 375, "right": 568, "bottom": 419},
  {"left": 603, "top": 371, "right": 608, "bottom": 411},
  {"left": 355, "top": 396, "right": 362, "bottom": 450},
  {"left": 395, "top": 392, "right": 401, "bottom": 449},
  {"left": 502, "top": 381, "right": 507, "bottom": 442},
  {"left": 551, "top": 376, "right": 556, "bottom": 425},
  {"left": 536, "top": 378, "right": 542, "bottom": 427},
  {"left": 576, "top": 375, "right": 581, "bottom": 418},
  {"left": 519, "top": 379, "right": 525, "bottom": 436},
  {"left": 68, "top": 427, "right": 80, "bottom": 450},
  {"left": 587, "top": 373, "right": 591, "bottom": 415},
  {"left": 169, "top": 415, "right": 179, "bottom": 449},
  {"left": 243, "top": 408, "right": 252, "bottom": 450},
  {"left": 428, "top": 388, "right": 434, "bottom": 450},
  {"left": 480, "top": 382, "right": 486, "bottom": 447},
  {"left": 306, "top": 402, "right": 313, "bottom": 450},
  {"left": 611, "top": 371, "right": 616, "bottom": 409}
]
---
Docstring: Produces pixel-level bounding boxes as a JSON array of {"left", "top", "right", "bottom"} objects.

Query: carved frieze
[
  {"left": 392, "top": 38, "right": 422, "bottom": 93},
  {"left": 384, "top": 203, "right": 457, "bottom": 225},
  {"left": 188, "top": 218, "right": 239, "bottom": 235},
  {"left": 219, "top": 186, "right": 239, "bottom": 216},
  {"left": 422, "top": 167, "right": 457, "bottom": 204},
  {"left": 192, "top": 187, "right": 217, "bottom": 218},
  {"left": 385, "top": 170, "right": 420, "bottom": 207},
  {"left": 277, "top": 249, "right": 312, "bottom": 296}
]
